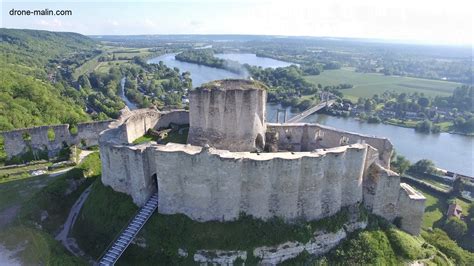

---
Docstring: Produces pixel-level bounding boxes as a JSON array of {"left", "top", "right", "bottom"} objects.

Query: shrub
[
  {"left": 328, "top": 230, "right": 397, "bottom": 265},
  {"left": 443, "top": 217, "right": 468, "bottom": 241},
  {"left": 386, "top": 228, "right": 432, "bottom": 260},
  {"left": 422, "top": 229, "right": 474, "bottom": 265},
  {"left": 367, "top": 115, "right": 381, "bottom": 123}
]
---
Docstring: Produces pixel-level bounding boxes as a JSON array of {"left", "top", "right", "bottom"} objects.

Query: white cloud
[
  {"left": 106, "top": 19, "right": 120, "bottom": 27},
  {"left": 36, "top": 18, "right": 63, "bottom": 28}
]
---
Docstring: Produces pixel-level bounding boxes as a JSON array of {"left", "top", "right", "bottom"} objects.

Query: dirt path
[
  {"left": 0, "top": 150, "right": 98, "bottom": 263},
  {"left": 0, "top": 205, "right": 21, "bottom": 231},
  {"left": 0, "top": 244, "right": 20, "bottom": 266},
  {"left": 53, "top": 150, "right": 96, "bottom": 261},
  {"left": 55, "top": 184, "right": 93, "bottom": 259}
]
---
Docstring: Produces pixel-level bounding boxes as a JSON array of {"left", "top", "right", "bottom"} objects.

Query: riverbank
[{"left": 332, "top": 113, "right": 473, "bottom": 137}]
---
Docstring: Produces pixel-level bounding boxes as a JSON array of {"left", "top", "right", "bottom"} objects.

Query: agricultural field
[
  {"left": 305, "top": 68, "right": 461, "bottom": 101},
  {"left": 73, "top": 46, "right": 157, "bottom": 79}
]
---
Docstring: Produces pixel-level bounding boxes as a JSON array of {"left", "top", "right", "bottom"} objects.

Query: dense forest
[
  {"left": 0, "top": 29, "right": 98, "bottom": 130},
  {"left": 122, "top": 57, "right": 191, "bottom": 108},
  {"left": 175, "top": 49, "right": 245, "bottom": 74},
  {"left": 246, "top": 64, "right": 321, "bottom": 111}
]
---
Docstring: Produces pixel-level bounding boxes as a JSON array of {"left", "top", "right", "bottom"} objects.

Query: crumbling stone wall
[
  {"left": 364, "top": 163, "right": 401, "bottom": 221},
  {"left": 398, "top": 183, "right": 426, "bottom": 235},
  {"left": 187, "top": 80, "right": 267, "bottom": 152},
  {"left": 99, "top": 109, "right": 189, "bottom": 206},
  {"left": 1, "top": 120, "right": 113, "bottom": 159},
  {"left": 267, "top": 123, "right": 393, "bottom": 167},
  {"left": 155, "top": 143, "right": 368, "bottom": 222}
]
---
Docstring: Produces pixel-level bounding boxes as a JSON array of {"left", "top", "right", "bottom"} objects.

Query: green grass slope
[
  {"left": 72, "top": 178, "right": 470, "bottom": 265},
  {"left": 0, "top": 152, "right": 101, "bottom": 265}
]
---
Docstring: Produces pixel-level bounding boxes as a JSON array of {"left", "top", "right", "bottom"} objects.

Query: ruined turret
[{"left": 187, "top": 79, "right": 267, "bottom": 151}]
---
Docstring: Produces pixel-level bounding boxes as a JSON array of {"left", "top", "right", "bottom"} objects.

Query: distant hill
[
  {"left": 0, "top": 28, "right": 97, "bottom": 131},
  {"left": 1, "top": 28, "right": 96, "bottom": 66}
]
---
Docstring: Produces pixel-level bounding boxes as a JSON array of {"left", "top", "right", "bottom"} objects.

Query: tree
[
  {"left": 298, "top": 99, "right": 313, "bottom": 110},
  {"left": 452, "top": 178, "right": 465, "bottom": 196},
  {"left": 467, "top": 203, "right": 474, "bottom": 234},
  {"left": 409, "top": 159, "right": 436, "bottom": 174},
  {"left": 417, "top": 97, "right": 430, "bottom": 108},
  {"left": 415, "top": 120, "right": 432, "bottom": 133},
  {"left": 397, "top": 93, "right": 407, "bottom": 103},
  {"left": 444, "top": 217, "right": 467, "bottom": 241},
  {"left": 391, "top": 155, "right": 411, "bottom": 174},
  {"left": 364, "top": 99, "right": 374, "bottom": 112},
  {"left": 78, "top": 74, "right": 91, "bottom": 88}
]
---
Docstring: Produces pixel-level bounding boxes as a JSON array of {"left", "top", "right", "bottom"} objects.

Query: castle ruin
[
  {"left": 98, "top": 79, "right": 425, "bottom": 235},
  {"left": 0, "top": 79, "right": 426, "bottom": 235}
]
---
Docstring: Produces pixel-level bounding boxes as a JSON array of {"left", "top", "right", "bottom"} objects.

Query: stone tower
[{"left": 187, "top": 79, "right": 267, "bottom": 151}]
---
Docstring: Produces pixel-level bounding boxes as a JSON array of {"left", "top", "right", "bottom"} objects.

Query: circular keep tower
[{"left": 187, "top": 79, "right": 267, "bottom": 152}]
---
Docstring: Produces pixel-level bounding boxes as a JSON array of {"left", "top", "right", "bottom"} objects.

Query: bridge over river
[{"left": 286, "top": 100, "right": 335, "bottom": 123}]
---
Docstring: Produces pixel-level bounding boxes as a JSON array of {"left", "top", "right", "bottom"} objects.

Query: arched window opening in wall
[
  {"left": 22, "top": 132, "right": 31, "bottom": 142},
  {"left": 151, "top": 173, "right": 158, "bottom": 193},
  {"left": 255, "top": 134, "right": 264, "bottom": 151},
  {"left": 69, "top": 124, "right": 78, "bottom": 135},
  {"left": 339, "top": 136, "right": 349, "bottom": 146},
  {"left": 47, "top": 128, "right": 56, "bottom": 141}
]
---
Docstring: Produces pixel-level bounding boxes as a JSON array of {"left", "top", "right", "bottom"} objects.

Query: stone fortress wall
[
  {"left": 98, "top": 107, "right": 424, "bottom": 235},
  {"left": 155, "top": 143, "right": 368, "bottom": 222},
  {"left": 1, "top": 120, "right": 114, "bottom": 159},
  {"left": 266, "top": 123, "right": 393, "bottom": 168},
  {"left": 99, "top": 109, "right": 189, "bottom": 206}
]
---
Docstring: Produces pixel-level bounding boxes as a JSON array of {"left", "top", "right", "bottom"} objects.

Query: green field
[
  {"left": 305, "top": 68, "right": 461, "bottom": 100},
  {"left": 73, "top": 46, "right": 156, "bottom": 79}
]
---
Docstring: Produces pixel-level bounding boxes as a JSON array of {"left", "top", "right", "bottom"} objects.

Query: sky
[{"left": 1, "top": 0, "right": 473, "bottom": 46}]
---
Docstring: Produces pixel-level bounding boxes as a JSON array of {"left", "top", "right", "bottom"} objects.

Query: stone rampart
[
  {"left": 154, "top": 143, "right": 368, "bottom": 222},
  {"left": 97, "top": 106, "right": 424, "bottom": 235},
  {"left": 267, "top": 123, "right": 393, "bottom": 167},
  {"left": 398, "top": 183, "right": 426, "bottom": 235},
  {"left": 99, "top": 109, "right": 189, "bottom": 206},
  {"left": 1, "top": 120, "right": 113, "bottom": 159}
]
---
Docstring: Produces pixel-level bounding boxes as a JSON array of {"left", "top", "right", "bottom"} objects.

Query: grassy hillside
[
  {"left": 0, "top": 152, "right": 100, "bottom": 265},
  {"left": 305, "top": 68, "right": 461, "bottom": 100},
  {"left": 0, "top": 28, "right": 97, "bottom": 130},
  {"left": 71, "top": 178, "right": 473, "bottom": 265},
  {"left": 404, "top": 180, "right": 474, "bottom": 253}
]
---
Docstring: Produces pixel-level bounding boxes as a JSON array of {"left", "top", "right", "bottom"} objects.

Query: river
[
  {"left": 148, "top": 53, "right": 246, "bottom": 87},
  {"left": 120, "top": 77, "right": 138, "bottom": 110},
  {"left": 215, "top": 53, "right": 296, "bottom": 68},
  {"left": 266, "top": 104, "right": 473, "bottom": 176},
  {"left": 148, "top": 53, "right": 473, "bottom": 176}
]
